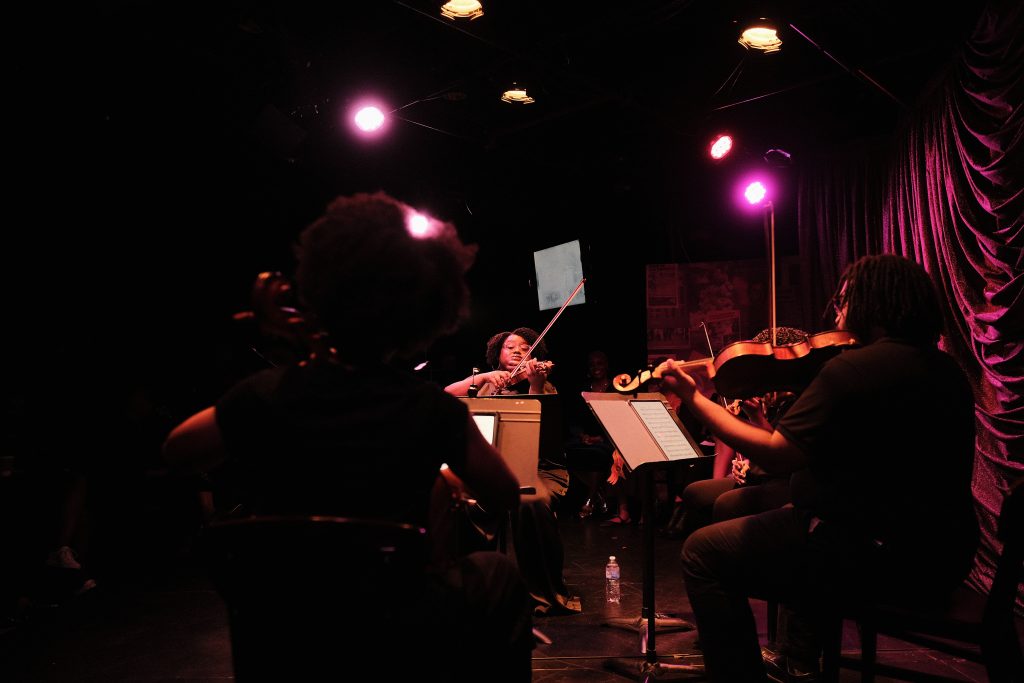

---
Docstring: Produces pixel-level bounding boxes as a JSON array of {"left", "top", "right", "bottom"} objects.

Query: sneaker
[
  {"left": 45, "top": 546, "right": 82, "bottom": 570},
  {"left": 761, "top": 645, "right": 820, "bottom": 683}
]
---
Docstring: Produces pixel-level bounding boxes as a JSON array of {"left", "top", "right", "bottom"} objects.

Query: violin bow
[
  {"left": 700, "top": 321, "right": 729, "bottom": 408},
  {"left": 506, "top": 277, "right": 586, "bottom": 380}
]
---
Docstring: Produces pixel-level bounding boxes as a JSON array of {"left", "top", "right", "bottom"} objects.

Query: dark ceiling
[
  {"left": 94, "top": 0, "right": 981, "bottom": 161},
  {"left": 15, "top": 0, "right": 987, "bottom": 387}
]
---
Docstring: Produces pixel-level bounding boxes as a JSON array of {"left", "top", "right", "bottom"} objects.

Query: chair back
[{"left": 201, "top": 515, "right": 428, "bottom": 681}]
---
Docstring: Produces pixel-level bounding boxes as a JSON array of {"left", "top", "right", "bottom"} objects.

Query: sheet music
[{"left": 630, "top": 401, "right": 701, "bottom": 461}]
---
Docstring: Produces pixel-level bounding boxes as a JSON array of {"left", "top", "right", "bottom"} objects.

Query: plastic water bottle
[{"left": 605, "top": 555, "right": 621, "bottom": 604}]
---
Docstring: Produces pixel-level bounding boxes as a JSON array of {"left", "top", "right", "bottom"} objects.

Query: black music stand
[{"left": 583, "top": 392, "right": 707, "bottom": 681}]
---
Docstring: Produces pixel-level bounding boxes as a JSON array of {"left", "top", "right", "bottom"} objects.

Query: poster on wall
[{"left": 645, "top": 258, "right": 809, "bottom": 364}]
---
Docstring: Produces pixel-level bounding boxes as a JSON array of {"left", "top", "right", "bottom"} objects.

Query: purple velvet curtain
[{"left": 797, "top": 0, "right": 1022, "bottom": 607}]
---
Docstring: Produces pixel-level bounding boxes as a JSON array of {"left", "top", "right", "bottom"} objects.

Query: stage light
[
  {"left": 501, "top": 84, "right": 535, "bottom": 104},
  {"left": 709, "top": 134, "right": 734, "bottom": 161},
  {"left": 441, "top": 0, "right": 483, "bottom": 20},
  {"left": 354, "top": 106, "right": 385, "bottom": 132},
  {"left": 738, "top": 19, "right": 782, "bottom": 53},
  {"left": 407, "top": 213, "right": 431, "bottom": 238},
  {"left": 744, "top": 180, "right": 767, "bottom": 205}
]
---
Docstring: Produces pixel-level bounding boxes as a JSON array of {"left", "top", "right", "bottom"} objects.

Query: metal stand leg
[{"left": 604, "top": 466, "right": 706, "bottom": 681}]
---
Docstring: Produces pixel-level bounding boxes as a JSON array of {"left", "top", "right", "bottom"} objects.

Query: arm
[
  {"left": 446, "top": 414, "right": 520, "bottom": 514},
  {"left": 444, "top": 370, "right": 510, "bottom": 396},
  {"left": 162, "top": 406, "right": 226, "bottom": 474},
  {"left": 661, "top": 360, "right": 808, "bottom": 474}
]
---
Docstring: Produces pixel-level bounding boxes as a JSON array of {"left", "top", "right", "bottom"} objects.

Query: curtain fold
[{"left": 797, "top": 0, "right": 1022, "bottom": 606}]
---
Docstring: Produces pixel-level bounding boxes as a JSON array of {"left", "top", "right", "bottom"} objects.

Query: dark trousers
[
  {"left": 680, "top": 506, "right": 971, "bottom": 682},
  {"left": 678, "top": 476, "right": 791, "bottom": 540}
]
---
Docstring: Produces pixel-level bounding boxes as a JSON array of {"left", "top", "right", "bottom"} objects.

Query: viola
[{"left": 710, "top": 329, "right": 859, "bottom": 399}]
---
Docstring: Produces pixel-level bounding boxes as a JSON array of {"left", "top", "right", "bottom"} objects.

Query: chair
[
  {"left": 817, "top": 477, "right": 1023, "bottom": 682},
  {"left": 200, "top": 515, "right": 429, "bottom": 681}
]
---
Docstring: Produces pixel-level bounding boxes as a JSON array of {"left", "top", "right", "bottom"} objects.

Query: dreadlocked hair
[{"left": 838, "top": 254, "right": 943, "bottom": 345}]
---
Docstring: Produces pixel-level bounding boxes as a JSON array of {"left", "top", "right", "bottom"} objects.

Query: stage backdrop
[{"left": 645, "top": 257, "right": 811, "bottom": 365}]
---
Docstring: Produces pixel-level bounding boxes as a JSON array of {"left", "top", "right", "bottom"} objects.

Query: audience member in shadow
[
  {"left": 163, "top": 193, "right": 534, "bottom": 681},
  {"left": 662, "top": 255, "right": 978, "bottom": 682},
  {"left": 446, "top": 328, "right": 582, "bottom": 616},
  {"left": 563, "top": 350, "right": 616, "bottom": 520}
]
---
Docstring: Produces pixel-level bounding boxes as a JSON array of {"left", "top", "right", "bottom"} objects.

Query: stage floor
[{"left": 2, "top": 504, "right": 998, "bottom": 682}]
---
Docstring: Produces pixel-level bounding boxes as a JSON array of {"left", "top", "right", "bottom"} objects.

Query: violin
[
  {"left": 500, "top": 359, "right": 555, "bottom": 389},
  {"left": 710, "top": 329, "right": 859, "bottom": 399},
  {"left": 613, "top": 329, "right": 859, "bottom": 399}
]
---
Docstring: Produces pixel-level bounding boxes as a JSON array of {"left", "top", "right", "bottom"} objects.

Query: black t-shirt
[
  {"left": 777, "top": 339, "right": 977, "bottom": 561},
  {"left": 216, "top": 361, "right": 467, "bottom": 526}
]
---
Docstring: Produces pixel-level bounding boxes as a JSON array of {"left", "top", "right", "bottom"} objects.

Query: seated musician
[
  {"left": 445, "top": 327, "right": 555, "bottom": 396},
  {"left": 665, "top": 327, "right": 806, "bottom": 539},
  {"left": 445, "top": 328, "right": 582, "bottom": 616},
  {"left": 663, "top": 255, "right": 978, "bottom": 682},
  {"left": 162, "top": 192, "right": 534, "bottom": 679}
]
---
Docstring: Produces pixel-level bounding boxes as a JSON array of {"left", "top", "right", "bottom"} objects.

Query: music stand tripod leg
[{"left": 604, "top": 466, "right": 705, "bottom": 681}]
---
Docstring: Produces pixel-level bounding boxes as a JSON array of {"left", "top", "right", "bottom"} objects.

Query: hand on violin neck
[{"left": 660, "top": 359, "right": 699, "bottom": 404}]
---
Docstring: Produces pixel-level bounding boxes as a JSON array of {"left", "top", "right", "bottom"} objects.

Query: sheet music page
[{"left": 630, "top": 401, "right": 701, "bottom": 460}]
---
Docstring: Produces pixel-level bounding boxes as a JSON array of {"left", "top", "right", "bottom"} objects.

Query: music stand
[{"left": 583, "top": 391, "right": 707, "bottom": 681}]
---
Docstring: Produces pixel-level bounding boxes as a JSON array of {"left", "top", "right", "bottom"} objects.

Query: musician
[
  {"left": 662, "top": 254, "right": 978, "bottom": 682},
  {"left": 444, "top": 327, "right": 555, "bottom": 396},
  {"left": 445, "top": 327, "right": 581, "bottom": 616},
  {"left": 666, "top": 327, "right": 806, "bottom": 540},
  {"left": 162, "top": 192, "right": 534, "bottom": 679}
]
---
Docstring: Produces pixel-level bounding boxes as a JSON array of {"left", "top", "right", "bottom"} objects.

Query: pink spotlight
[
  {"left": 744, "top": 181, "right": 767, "bottom": 205},
  {"left": 407, "top": 213, "right": 430, "bottom": 237},
  {"left": 709, "top": 134, "right": 733, "bottom": 161},
  {"left": 354, "top": 106, "right": 385, "bottom": 132}
]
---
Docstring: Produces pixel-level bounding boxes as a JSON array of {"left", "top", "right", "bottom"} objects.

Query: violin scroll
[{"left": 613, "top": 357, "right": 712, "bottom": 393}]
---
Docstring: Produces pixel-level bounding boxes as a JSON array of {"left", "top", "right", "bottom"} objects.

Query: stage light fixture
[
  {"left": 709, "top": 133, "right": 734, "bottom": 161},
  {"left": 501, "top": 84, "right": 535, "bottom": 104},
  {"left": 353, "top": 106, "right": 385, "bottom": 132},
  {"left": 441, "top": 0, "right": 483, "bottom": 20},
  {"left": 738, "top": 19, "right": 782, "bottom": 53}
]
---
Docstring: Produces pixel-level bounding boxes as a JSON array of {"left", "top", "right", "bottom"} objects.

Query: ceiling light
[
  {"left": 501, "top": 85, "right": 535, "bottom": 104},
  {"left": 738, "top": 19, "right": 782, "bottom": 53},
  {"left": 709, "top": 134, "right": 734, "bottom": 161},
  {"left": 441, "top": 1, "right": 484, "bottom": 20}
]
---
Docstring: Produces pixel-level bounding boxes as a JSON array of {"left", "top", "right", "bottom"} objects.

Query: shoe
[
  {"left": 762, "top": 645, "right": 820, "bottom": 683},
  {"left": 600, "top": 515, "right": 632, "bottom": 527},
  {"left": 46, "top": 546, "right": 82, "bottom": 570}
]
